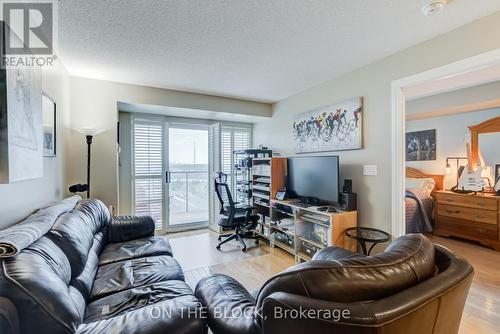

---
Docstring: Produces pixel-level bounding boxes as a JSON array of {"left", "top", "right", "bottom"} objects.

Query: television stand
[{"left": 254, "top": 198, "right": 358, "bottom": 262}]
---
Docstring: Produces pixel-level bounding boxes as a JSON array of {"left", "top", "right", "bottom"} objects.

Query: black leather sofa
[
  {"left": 0, "top": 197, "right": 206, "bottom": 334},
  {"left": 195, "top": 234, "right": 474, "bottom": 334}
]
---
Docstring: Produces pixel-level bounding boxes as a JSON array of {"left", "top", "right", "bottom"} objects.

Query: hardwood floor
[
  {"left": 428, "top": 235, "right": 500, "bottom": 334},
  {"left": 167, "top": 229, "right": 500, "bottom": 333}
]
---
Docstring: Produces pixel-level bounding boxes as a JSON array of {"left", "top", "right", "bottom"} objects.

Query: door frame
[
  {"left": 164, "top": 122, "right": 210, "bottom": 233},
  {"left": 390, "top": 48, "right": 500, "bottom": 238}
]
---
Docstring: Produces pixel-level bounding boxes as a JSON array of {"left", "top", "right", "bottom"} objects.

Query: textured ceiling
[{"left": 59, "top": 1, "right": 500, "bottom": 103}]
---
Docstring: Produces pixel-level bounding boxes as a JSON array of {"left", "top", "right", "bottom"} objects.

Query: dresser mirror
[{"left": 469, "top": 116, "right": 500, "bottom": 193}]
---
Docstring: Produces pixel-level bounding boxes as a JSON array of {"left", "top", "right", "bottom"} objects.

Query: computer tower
[{"left": 339, "top": 192, "right": 357, "bottom": 211}]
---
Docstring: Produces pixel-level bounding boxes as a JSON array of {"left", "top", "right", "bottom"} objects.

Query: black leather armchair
[{"left": 195, "top": 234, "right": 474, "bottom": 334}]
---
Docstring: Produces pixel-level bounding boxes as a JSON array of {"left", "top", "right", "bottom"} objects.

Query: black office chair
[{"left": 214, "top": 172, "right": 259, "bottom": 252}]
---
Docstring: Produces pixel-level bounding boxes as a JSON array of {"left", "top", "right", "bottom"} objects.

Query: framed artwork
[
  {"left": 406, "top": 129, "right": 437, "bottom": 161},
  {"left": 293, "top": 97, "right": 363, "bottom": 153},
  {"left": 42, "top": 94, "right": 56, "bottom": 157},
  {"left": 0, "top": 66, "right": 43, "bottom": 183}
]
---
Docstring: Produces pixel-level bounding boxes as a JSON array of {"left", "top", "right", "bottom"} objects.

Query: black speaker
[
  {"left": 339, "top": 192, "right": 357, "bottom": 211},
  {"left": 343, "top": 179, "right": 353, "bottom": 194}
]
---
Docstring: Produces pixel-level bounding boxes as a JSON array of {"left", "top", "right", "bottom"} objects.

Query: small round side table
[{"left": 345, "top": 227, "right": 391, "bottom": 255}]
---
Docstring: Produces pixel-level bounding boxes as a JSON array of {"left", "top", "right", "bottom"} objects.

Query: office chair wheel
[
  {"left": 255, "top": 238, "right": 259, "bottom": 244},
  {"left": 216, "top": 245, "right": 221, "bottom": 250},
  {"left": 242, "top": 247, "right": 247, "bottom": 252},
  {"left": 217, "top": 236, "right": 221, "bottom": 241}
]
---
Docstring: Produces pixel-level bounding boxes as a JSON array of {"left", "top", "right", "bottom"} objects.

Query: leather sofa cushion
[
  {"left": 195, "top": 274, "right": 259, "bottom": 334},
  {"left": 0, "top": 236, "right": 86, "bottom": 334},
  {"left": 90, "top": 256, "right": 185, "bottom": 301},
  {"left": 107, "top": 215, "right": 155, "bottom": 243},
  {"left": 84, "top": 280, "right": 197, "bottom": 323},
  {"left": 72, "top": 232, "right": 107, "bottom": 299},
  {"left": 78, "top": 282, "right": 205, "bottom": 334},
  {"left": 98, "top": 236, "right": 173, "bottom": 265},
  {"left": 48, "top": 199, "right": 110, "bottom": 278}
]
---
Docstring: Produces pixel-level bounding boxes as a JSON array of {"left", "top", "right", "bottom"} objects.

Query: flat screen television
[{"left": 287, "top": 156, "right": 339, "bottom": 205}]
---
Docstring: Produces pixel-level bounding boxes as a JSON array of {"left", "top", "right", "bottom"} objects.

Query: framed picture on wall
[
  {"left": 292, "top": 97, "right": 363, "bottom": 153},
  {"left": 406, "top": 129, "right": 437, "bottom": 161},
  {"left": 42, "top": 94, "right": 56, "bottom": 157}
]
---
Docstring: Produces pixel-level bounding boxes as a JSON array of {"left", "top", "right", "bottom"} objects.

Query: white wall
[
  {"left": 253, "top": 11, "right": 500, "bottom": 234},
  {"left": 0, "top": 62, "right": 71, "bottom": 229},
  {"left": 67, "top": 77, "right": 271, "bottom": 211},
  {"left": 406, "top": 108, "right": 500, "bottom": 189}
]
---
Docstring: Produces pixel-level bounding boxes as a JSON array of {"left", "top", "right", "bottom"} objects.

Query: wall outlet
[{"left": 363, "top": 165, "right": 378, "bottom": 176}]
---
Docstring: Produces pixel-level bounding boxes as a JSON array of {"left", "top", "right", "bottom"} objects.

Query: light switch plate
[{"left": 363, "top": 165, "right": 378, "bottom": 176}]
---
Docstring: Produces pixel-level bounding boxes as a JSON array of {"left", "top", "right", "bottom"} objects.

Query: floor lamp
[{"left": 74, "top": 127, "right": 106, "bottom": 198}]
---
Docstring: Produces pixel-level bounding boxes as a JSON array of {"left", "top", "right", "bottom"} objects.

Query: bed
[{"left": 405, "top": 167, "right": 444, "bottom": 234}]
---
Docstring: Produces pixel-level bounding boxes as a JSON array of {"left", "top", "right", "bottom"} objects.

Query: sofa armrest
[
  {"left": 312, "top": 246, "right": 364, "bottom": 261},
  {"left": 108, "top": 215, "right": 155, "bottom": 243},
  {"left": 0, "top": 297, "right": 20, "bottom": 334}
]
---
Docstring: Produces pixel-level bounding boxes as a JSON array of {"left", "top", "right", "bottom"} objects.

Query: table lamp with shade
[{"left": 72, "top": 127, "right": 106, "bottom": 198}]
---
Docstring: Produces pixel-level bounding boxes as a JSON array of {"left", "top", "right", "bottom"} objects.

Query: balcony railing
[{"left": 169, "top": 171, "right": 209, "bottom": 225}]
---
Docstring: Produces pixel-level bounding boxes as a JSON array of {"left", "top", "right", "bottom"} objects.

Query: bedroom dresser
[{"left": 434, "top": 190, "right": 500, "bottom": 251}]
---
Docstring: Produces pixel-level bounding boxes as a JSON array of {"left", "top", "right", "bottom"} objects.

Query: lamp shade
[{"left": 73, "top": 127, "right": 106, "bottom": 136}]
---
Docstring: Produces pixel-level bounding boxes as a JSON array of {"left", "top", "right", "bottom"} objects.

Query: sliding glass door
[
  {"left": 130, "top": 115, "right": 251, "bottom": 233},
  {"left": 132, "top": 117, "right": 209, "bottom": 233},
  {"left": 166, "top": 124, "right": 209, "bottom": 231}
]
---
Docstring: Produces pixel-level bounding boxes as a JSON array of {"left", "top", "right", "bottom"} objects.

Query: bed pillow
[{"left": 406, "top": 177, "right": 436, "bottom": 195}]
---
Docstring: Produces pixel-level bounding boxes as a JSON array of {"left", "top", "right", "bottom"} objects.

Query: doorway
[
  {"left": 166, "top": 124, "right": 209, "bottom": 231},
  {"left": 391, "top": 48, "right": 500, "bottom": 237}
]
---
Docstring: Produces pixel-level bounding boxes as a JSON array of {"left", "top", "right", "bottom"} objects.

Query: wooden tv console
[{"left": 255, "top": 199, "right": 357, "bottom": 262}]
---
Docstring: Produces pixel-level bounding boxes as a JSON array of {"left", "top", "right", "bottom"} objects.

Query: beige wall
[
  {"left": 0, "top": 62, "right": 71, "bottom": 229},
  {"left": 253, "top": 11, "right": 500, "bottom": 235},
  {"left": 67, "top": 77, "right": 271, "bottom": 211}
]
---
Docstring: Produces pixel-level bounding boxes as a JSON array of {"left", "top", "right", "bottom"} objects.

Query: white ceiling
[{"left": 59, "top": 1, "right": 500, "bottom": 103}]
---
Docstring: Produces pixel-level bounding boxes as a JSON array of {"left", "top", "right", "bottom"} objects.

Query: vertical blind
[{"left": 132, "top": 119, "right": 164, "bottom": 230}]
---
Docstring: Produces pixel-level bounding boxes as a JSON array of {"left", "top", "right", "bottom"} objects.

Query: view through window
[{"left": 168, "top": 127, "right": 209, "bottom": 226}]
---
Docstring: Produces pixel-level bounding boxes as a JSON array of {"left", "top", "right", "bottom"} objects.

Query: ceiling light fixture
[{"left": 422, "top": 0, "right": 448, "bottom": 16}]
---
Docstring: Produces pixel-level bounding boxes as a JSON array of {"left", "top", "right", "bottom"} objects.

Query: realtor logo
[{"left": 3, "top": 1, "right": 53, "bottom": 54}]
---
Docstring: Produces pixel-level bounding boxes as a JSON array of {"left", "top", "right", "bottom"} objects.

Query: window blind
[{"left": 132, "top": 119, "right": 164, "bottom": 230}]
